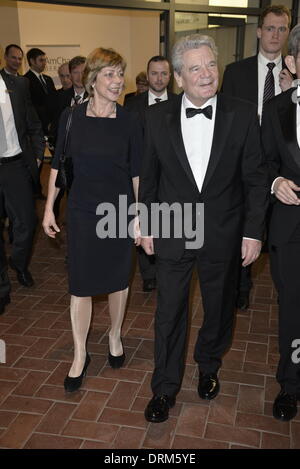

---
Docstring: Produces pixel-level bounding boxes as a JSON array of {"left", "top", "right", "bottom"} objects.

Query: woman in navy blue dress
[{"left": 43, "top": 48, "right": 142, "bottom": 392}]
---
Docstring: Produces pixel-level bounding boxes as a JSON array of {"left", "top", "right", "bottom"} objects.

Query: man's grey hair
[
  {"left": 288, "top": 24, "right": 300, "bottom": 59},
  {"left": 172, "top": 34, "right": 218, "bottom": 75}
]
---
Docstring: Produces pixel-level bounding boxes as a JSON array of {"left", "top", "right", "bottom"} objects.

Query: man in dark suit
[
  {"left": 24, "top": 48, "right": 56, "bottom": 136},
  {"left": 222, "top": 5, "right": 292, "bottom": 311},
  {"left": 139, "top": 34, "right": 269, "bottom": 423},
  {"left": 261, "top": 24, "right": 300, "bottom": 422},
  {"left": 125, "top": 56, "right": 177, "bottom": 292},
  {"left": 0, "top": 69, "right": 44, "bottom": 314},
  {"left": 24, "top": 48, "right": 56, "bottom": 199}
]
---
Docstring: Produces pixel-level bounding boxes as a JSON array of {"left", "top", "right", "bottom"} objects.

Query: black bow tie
[{"left": 186, "top": 105, "right": 213, "bottom": 120}]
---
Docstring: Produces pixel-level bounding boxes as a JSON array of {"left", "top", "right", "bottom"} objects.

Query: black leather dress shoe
[
  {"left": 0, "top": 294, "right": 10, "bottom": 315},
  {"left": 145, "top": 395, "right": 176, "bottom": 423},
  {"left": 273, "top": 390, "right": 298, "bottom": 421},
  {"left": 236, "top": 291, "right": 250, "bottom": 310},
  {"left": 143, "top": 278, "right": 156, "bottom": 292},
  {"left": 64, "top": 354, "right": 91, "bottom": 393},
  {"left": 8, "top": 258, "right": 34, "bottom": 288},
  {"left": 198, "top": 373, "right": 220, "bottom": 400}
]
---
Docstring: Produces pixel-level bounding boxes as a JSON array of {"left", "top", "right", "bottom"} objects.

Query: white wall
[
  {"left": 0, "top": 1, "right": 159, "bottom": 98},
  {"left": 0, "top": 1, "right": 20, "bottom": 64}
]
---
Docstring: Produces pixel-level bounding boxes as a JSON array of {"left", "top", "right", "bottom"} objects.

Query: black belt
[{"left": 0, "top": 154, "right": 22, "bottom": 165}]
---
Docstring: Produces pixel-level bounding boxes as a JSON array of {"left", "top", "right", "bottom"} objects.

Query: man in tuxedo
[
  {"left": 261, "top": 24, "right": 300, "bottom": 421},
  {"left": 222, "top": 5, "right": 292, "bottom": 310},
  {"left": 125, "top": 56, "right": 177, "bottom": 292},
  {"left": 139, "top": 34, "right": 269, "bottom": 423},
  {"left": 0, "top": 69, "right": 44, "bottom": 314},
  {"left": 3, "top": 44, "right": 24, "bottom": 76}
]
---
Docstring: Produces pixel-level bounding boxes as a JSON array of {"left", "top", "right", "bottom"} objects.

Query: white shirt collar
[
  {"left": 258, "top": 52, "right": 282, "bottom": 68},
  {"left": 148, "top": 89, "right": 168, "bottom": 105},
  {"left": 30, "top": 68, "right": 44, "bottom": 79}
]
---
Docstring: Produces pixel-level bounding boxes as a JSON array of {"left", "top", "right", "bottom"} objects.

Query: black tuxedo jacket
[
  {"left": 221, "top": 55, "right": 286, "bottom": 105},
  {"left": 0, "top": 69, "right": 44, "bottom": 185},
  {"left": 124, "top": 89, "right": 177, "bottom": 126},
  {"left": 139, "top": 93, "right": 269, "bottom": 261},
  {"left": 24, "top": 69, "right": 57, "bottom": 134},
  {"left": 261, "top": 88, "right": 300, "bottom": 246}
]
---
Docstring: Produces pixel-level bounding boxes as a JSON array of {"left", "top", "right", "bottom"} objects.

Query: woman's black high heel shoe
[
  {"left": 108, "top": 340, "right": 125, "bottom": 369},
  {"left": 64, "top": 353, "right": 91, "bottom": 392}
]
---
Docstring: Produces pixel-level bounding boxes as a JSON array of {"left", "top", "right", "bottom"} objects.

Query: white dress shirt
[
  {"left": 148, "top": 89, "right": 168, "bottom": 106},
  {"left": 258, "top": 52, "right": 283, "bottom": 121},
  {"left": 181, "top": 93, "right": 217, "bottom": 192},
  {"left": 0, "top": 75, "right": 22, "bottom": 158}
]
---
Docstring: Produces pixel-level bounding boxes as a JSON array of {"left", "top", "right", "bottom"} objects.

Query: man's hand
[
  {"left": 273, "top": 178, "right": 300, "bottom": 205},
  {"left": 133, "top": 216, "right": 141, "bottom": 246},
  {"left": 241, "top": 238, "right": 262, "bottom": 267},
  {"left": 279, "top": 68, "right": 293, "bottom": 92},
  {"left": 141, "top": 236, "right": 154, "bottom": 255}
]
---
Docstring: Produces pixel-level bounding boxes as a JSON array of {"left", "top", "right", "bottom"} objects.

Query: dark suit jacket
[
  {"left": 0, "top": 69, "right": 44, "bottom": 186},
  {"left": 139, "top": 93, "right": 269, "bottom": 261},
  {"left": 124, "top": 89, "right": 177, "bottom": 126},
  {"left": 123, "top": 91, "right": 136, "bottom": 106},
  {"left": 221, "top": 55, "right": 286, "bottom": 105},
  {"left": 261, "top": 88, "right": 300, "bottom": 246},
  {"left": 49, "top": 87, "right": 89, "bottom": 146},
  {"left": 24, "top": 69, "right": 57, "bottom": 134}
]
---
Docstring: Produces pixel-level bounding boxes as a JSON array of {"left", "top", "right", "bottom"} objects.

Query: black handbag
[{"left": 55, "top": 106, "right": 74, "bottom": 190}]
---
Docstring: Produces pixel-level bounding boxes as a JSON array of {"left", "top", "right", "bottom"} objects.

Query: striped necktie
[{"left": 263, "top": 62, "right": 275, "bottom": 105}]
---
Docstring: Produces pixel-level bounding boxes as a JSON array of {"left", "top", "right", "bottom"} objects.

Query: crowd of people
[{"left": 0, "top": 4, "right": 299, "bottom": 425}]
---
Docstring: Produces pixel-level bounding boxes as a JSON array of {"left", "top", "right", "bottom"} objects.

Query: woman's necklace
[{"left": 88, "top": 100, "right": 116, "bottom": 118}]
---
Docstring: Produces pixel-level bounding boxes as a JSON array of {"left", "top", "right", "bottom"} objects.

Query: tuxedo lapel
[
  {"left": 166, "top": 95, "right": 199, "bottom": 190},
  {"left": 201, "top": 94, "right": 234, "bottom": 192},
  {"left": 251, "top": 57, "right": 259, "bottom": 104},
  {"left": 278, "top": 89, "right": 300, "bottom": 169}
]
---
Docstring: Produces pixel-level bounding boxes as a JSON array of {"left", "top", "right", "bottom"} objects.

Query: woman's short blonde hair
[{"left": 84, "top": 47, "right": 126, "bottom": 97}]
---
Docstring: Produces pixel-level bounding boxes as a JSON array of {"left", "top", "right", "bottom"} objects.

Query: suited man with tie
[
  {"left": 261, "top": 24, "right": 300, "bottom": 421},
  {"left": 24, "top": 48, "right": 56, "bottom": 136},
  {"left": 221, "top": 5, "right": 292, "bottom": 311},
  {"left": 139, "top": 34, "right": 269, "bottom": 423},
  {"left": 125, "top": 56, "right": 177, "bottom": 292},
  {"left": 0, "top": 69, "right": 44, "bottom": 314}
]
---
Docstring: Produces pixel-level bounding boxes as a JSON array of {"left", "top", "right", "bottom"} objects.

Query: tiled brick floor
[{"left": 0, "top": 163, "right": 299, "bottom": 449}]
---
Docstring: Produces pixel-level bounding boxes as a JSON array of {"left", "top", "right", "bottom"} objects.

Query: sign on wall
[{"left": 25, "top": 44, "right": 81, "bottom": 87}]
